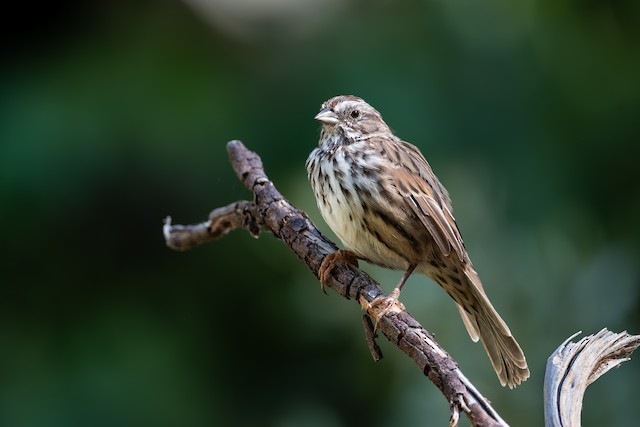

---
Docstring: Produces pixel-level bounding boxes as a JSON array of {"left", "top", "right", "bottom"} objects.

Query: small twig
[
  {"left": 544, "top": 328, "right": 640, "bottom": 427},
  {"left": 163, "top": 200, "right": 259, "bottom": 251},
  {"left": 361, "top": 314, "right": 383, "bottom": 362},
  {"left": 163, "top": 140, "right": 508, "bottom": 426}
]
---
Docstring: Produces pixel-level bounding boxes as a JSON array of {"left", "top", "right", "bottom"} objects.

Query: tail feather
[
  {"left": 456, "top": 303, "right": 479, "bottom": 342},
  {"left": 461, "top": 268, "right": 529, "bottom": 388},
  {"left": 475, "top": 313, "right": 530, "bottom": 388},
  {"left": 425, "top": 265, "right": 530, "bottom": 388}
]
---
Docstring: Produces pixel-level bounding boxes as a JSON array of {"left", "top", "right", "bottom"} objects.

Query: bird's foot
[
  {"left": 366, "top": 287, "right": 405, "bottom": 328},
  {"left": 318, "top": 250, "right": 359, "bottom": 294}
]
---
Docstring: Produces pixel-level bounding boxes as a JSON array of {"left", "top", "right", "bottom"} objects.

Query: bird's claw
[
  {"left": 366, "top": 288, "right": 405, "bottom": 329},
  {"left": 318, "top": 250, "right": 359, "bottom": 294}
]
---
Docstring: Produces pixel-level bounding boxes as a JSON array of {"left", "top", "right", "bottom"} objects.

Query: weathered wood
[{"left": 544, "top": 328, "right": 640, "bottom": 427}]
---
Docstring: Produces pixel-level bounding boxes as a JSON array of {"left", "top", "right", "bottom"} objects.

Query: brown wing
[{"left": 383, "top": 139, "right": 467, "bottom": 263}]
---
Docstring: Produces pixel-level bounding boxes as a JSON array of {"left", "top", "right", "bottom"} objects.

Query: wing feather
[{"left": 384, "top": 139, "right": 467, "bottom": 262}]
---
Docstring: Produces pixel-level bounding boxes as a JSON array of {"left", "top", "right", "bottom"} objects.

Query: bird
[{"left": 305, "top": 95, "right": 529, "bottom": 388}]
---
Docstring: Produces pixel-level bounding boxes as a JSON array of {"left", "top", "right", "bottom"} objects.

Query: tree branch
[{"left": 163, "top": 140, "right": 508, "bottom": 427}]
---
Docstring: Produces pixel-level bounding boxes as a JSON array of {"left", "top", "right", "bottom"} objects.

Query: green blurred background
[{"left": 2, "top": 0, "right": 639, "bottom": 426}]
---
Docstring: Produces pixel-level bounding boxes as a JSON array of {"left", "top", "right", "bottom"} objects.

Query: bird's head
[{"left": 314, "top": 95, "right": 390, "bottom": 143}]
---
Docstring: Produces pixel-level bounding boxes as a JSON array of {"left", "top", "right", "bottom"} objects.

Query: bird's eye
[{"left": 350, "top": 110, "right": 360, "bottom": 119}]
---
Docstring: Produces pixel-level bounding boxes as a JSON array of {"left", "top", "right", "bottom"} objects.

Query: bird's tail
[{"left": 426, "top": 265, "right": 530, "bottom": 388}]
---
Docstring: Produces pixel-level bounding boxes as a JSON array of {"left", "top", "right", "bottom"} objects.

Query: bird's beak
[{"left": 314, "top": 108, "right": 339, "bottom": 125}]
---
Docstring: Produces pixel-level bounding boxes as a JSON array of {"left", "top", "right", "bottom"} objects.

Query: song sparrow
[{"left": 306, "top": 95, "right": 529, "bottom": 388}]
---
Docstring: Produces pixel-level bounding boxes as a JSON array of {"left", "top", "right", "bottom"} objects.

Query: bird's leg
[
  {"left": 318, "top": 250, "right": 360, "bottom": 294},
  {"left": 367, "top": 263, "right": 418, "bottom": 325}
]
